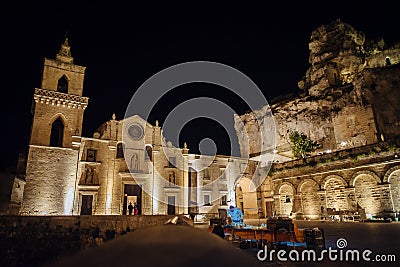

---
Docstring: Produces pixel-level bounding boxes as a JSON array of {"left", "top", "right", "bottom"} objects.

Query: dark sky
[{"left": 0, "top": 3, "right": 398, "bottom": 171}]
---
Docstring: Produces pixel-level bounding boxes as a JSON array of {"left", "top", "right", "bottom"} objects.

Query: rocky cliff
[{"left": 235, "top": 19, "right": 400, "bottom": 160}]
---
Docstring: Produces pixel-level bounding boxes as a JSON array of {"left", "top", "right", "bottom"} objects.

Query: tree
[{"left": 289, "top": 130, "right": 319, "bottom": 158}]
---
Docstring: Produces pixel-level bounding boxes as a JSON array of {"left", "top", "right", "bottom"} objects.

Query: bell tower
[{"left": 30, "top": 38, "right": 88, "bottom": 148}]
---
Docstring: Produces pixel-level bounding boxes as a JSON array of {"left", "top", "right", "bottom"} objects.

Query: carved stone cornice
[{"left": 33, "top": 88, "right": 88, "bottom": 109}]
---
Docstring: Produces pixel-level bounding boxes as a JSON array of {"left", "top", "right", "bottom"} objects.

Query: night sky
[{"left": 0, "top": 3, "right": 398, "bottom": 171}]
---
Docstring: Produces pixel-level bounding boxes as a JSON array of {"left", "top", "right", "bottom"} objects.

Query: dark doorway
[
  {"left": 80, "top": 195, "right": 93, "bottom": 215},
  {"left": 167, "top": 196, "right": 176, "bottom": 215},
  {"left": 50, "top": 118, "right": 64, "bottom": 147},
  {"left": 57, "top": 75, "right": 69, "bottom": 93},
  {"left": 123, "top": 184, "right": 142, "bottom": 215}
]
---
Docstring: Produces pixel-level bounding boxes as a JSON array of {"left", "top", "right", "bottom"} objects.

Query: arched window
[
  {"left": 116, "top": 143, "right": 125, "bottom": 158},
  {"left": 50, "top": 118, "right": 64, "bottom": 147},
  {"left": 57, "top": 74, "right": 69, "bottom": 93},
  {"left": 145, "top": 145, "right": 152, "bottom": 161}
]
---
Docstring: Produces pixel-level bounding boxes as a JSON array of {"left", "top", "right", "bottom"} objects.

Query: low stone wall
[{"left": 0, "top": 215, "right": 192, "bottom": 267}]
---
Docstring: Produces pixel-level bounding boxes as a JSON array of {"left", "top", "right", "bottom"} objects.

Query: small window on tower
[{"left": 57, "top": 74, "right": 69, "bottom": 93}]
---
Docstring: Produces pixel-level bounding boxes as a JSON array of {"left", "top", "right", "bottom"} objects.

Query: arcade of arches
[{"left": 271, "top": 163, "right": 400, "bottom": 219}]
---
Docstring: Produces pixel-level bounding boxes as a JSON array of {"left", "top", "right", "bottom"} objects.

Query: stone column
[
  {"left": 344, "top": 187, "right": 356, "bottom": 211},
  {"left": 317, "top": 190, "right": 326, "bottom": 219},
  {"left": 292, "top": 194, "right": 302, "bottom": 214},
  {"left": 273, "top": 195, "right": 280, "bottom": 217},
  {"left": 378, "top": 183, "right": 392, "bottom": 212}
]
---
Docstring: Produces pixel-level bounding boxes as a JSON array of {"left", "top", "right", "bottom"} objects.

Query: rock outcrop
[{"left": 235, "top": 19, "right": 400, "bottom": 160}]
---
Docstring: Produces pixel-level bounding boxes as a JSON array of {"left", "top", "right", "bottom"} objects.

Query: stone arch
[
  {"left": 383, "top": 166, "right": 400, "bottom": 212},
  {"left": 237, "top": 177, "right": 257, "bottom": 217},
  {"left": 49, "top": 113, "right": 68, "bottom": 127},
  {"left": 50, "top": 117, "right": 64, "bottom": 147},
  {"left": 48, "top": 114, "right": 68, "bottom": 146},
  {"left": 383, "top": 166, "right": 400, "bottom": 183},
  {"left": 278, "top": 182, "right": 295, "bottom": 216},
  {"left": 350, "top": 170, "right": 381, "bottom": 187},
  {"left": 298, "top": 178, "right": 319, "bottom": 192},
  {"left": 323, "top": 175, "right": 349, "bottom": 211},
  {"left": 352, "top": 171, "right": 382, "bottom": 215},
  {"left": 278, "top": 182, "right": 296, "bottom": 195},
  {"left": 321, "top": 175, "right": 348, "bottom": 189},
  {"left": 57, "top": 74, "right": 69, "bottom": 93},
  {"left": 299, "top": 179, "right": 320, "bottom": 219}
]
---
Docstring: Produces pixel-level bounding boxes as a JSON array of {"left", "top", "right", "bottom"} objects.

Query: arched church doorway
[{"left": 123, "top": 184, "right": 142, "bottom": 215}]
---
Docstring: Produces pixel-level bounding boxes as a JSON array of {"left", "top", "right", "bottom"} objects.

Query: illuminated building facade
[
  {"left": 7, "top": 20, "right": 400, "bottom": 221},
  {"left": 12, "top": 39, "right": 249, "bottom": 218}
]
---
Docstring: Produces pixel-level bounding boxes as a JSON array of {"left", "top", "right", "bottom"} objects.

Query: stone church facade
[
  {"left": 7, "top": 20, "right": 400, "bottom": 220},
  {"left": 10, "top": 38, "right": 250, "bottom": 218}
]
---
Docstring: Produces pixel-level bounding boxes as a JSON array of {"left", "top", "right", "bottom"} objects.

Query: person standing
[
  {"left": 133, "top": 202, "right": 139, "bottom": 215},
  {"left": 128, "top": 202, "right": 134, "bottom": 215},
  {"left": 227, "top": 205, "right": 244, "bottom": 227}
]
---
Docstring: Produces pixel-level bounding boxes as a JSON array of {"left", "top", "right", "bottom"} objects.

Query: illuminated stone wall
[
  {"left": 21, "top": 146, "right": 78, "bottom": 215},
  {"left": 30, "top": 52, "right": 87, "bottom": 148},
  {"left": 324, "top": 176, "right": 348, "bottom": 211},
  {"left": 278, "top": 183, "right": 294, "bottom": 216},
  {"left": 20, "top": 111, "right": 244, "bottom": 217},
  {"left": 74, "top": 138, "right": 118, "bottom": 215},
  {"left": 30, "top": 101, "right": 86, "bottom": 148},
  {"left": 41, "top": 58, "right": 86, "bottom": 96},
  {"left": 353, "top": 174, "right": 381, "bottom": 215},
  {"left": 387, "top": 169, "right": 400, "bottom": 211},
  {"left": 268, "top": 145, "right": 400, "bottom": 219},
  {"left": 299, "top": 179, "right": 321, "bottom": 219}
]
